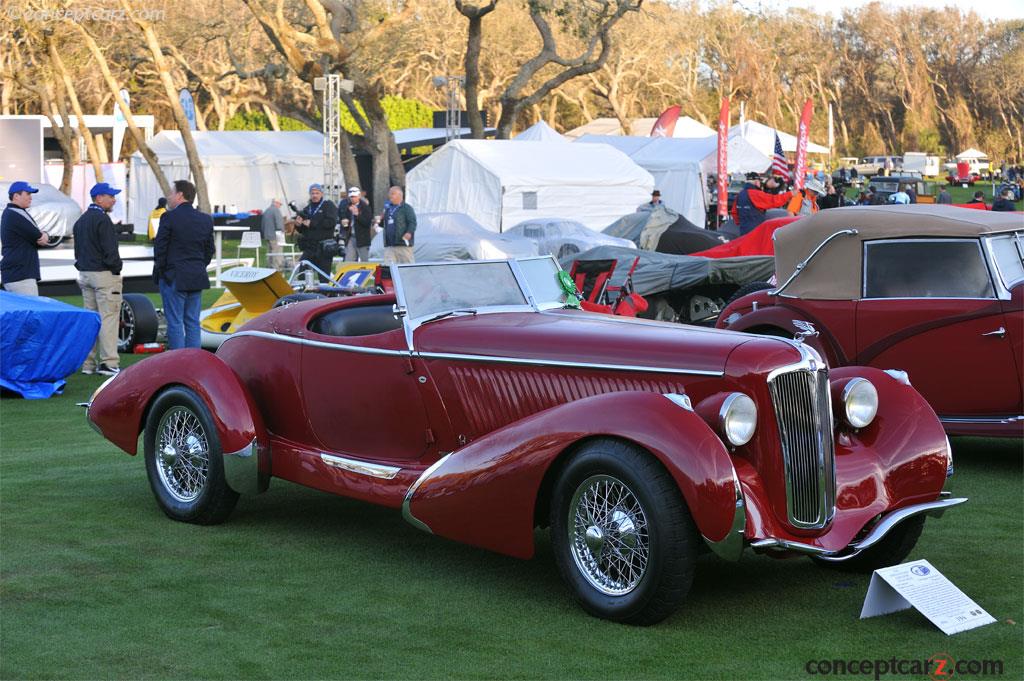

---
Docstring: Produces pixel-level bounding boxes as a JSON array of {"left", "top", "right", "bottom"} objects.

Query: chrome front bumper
[{"left": 750, "top": 497, "right": 968, "bottom": 562}]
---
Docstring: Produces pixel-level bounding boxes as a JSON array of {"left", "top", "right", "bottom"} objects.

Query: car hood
[{"left": 413, "top": 309, "right": 796, "bottom": 376}]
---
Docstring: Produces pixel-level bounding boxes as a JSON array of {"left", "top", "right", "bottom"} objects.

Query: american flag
[{"left": 772, "top": 132, "right": 789, "bottom": 180}]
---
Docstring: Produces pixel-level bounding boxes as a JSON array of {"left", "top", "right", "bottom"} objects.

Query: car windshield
[
  {"left": 394, "top": 257, "right": 569, "bottom": 321},
  {"left": 987, "top": 233, "right": 1024, "bottom": 288}
]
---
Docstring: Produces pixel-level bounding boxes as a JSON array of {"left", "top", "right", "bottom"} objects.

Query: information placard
[{"left": 860, "top": 559, "right": 995, "bottom": 635}]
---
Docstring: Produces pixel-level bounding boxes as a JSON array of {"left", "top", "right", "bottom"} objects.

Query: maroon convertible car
[{"left": 87, "top": 256, "right": 963, "bottom": 625}]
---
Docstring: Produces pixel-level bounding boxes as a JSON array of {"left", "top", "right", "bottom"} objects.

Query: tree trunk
[
  {"left": 73, "top": 22, "right": 172, "bottom": 197},
  {"left": 122, "top": 0, "right": 211, "bottom": 212},
  {"left": 455, "top": 1, "right": 498, "bottom": 139},
  {"left": 47, "top": 36, "right": 104, "bottom": 183}
]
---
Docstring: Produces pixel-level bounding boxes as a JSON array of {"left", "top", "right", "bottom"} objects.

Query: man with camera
[
  {"left": 294, "top": 183, "right": 338, "bottom": 277},
  {"left": 341, "top": 186, "right": 372, "bottom": 262}
]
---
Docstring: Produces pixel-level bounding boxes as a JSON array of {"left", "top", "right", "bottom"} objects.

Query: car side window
[{"left": 863, "top": 239, "right": 995, "bottom": 299}]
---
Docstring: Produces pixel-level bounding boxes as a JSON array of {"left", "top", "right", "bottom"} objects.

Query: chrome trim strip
[
  {"left": 416, "top": 351, "right": 724, "bottom": 376},
  {"left": 223, "top": 438, "right": 265, "bottom": 495},
  {"left": 223, "top": 330, "right": 410, "bottom": 357},
  {"left": 751, "top": 498, "right": 968, "bottom": 560},
  {"left": 701, "top": 466, "right": 746, "bottom": 561},
  {"left": 320, "top": 453, "right": 401, "bottom": 479},
  {"left": 663, "top": 393, "right": 694, "bottom": 411},
  {"left": 939, "top": 415, "right": 1024, "bottom": 424},
  {"left": 223, "top": 329, "right": 723, "bottom": 376},
  {"left": 772, "top": 229, "right": 858, "bottom": 296},
  {"left": 402, "top": 453, "right": 453, "bottom": 534}
]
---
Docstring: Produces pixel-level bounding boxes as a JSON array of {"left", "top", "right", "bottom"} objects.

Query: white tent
[
  {"left": 575, "top": 135, "right": 770, "bottom": 227},
  {"left": 405, "top": 139, "right": 654, "bottom": 232},
  {"left": 956, "top": 148, "right": 988, "bottom": 160},
  {"left": 563, "top": 118, "right": 624, "bottom": 139},
  {"left": 630, "top": 115, "right": 716, "bottom": 139},
  {"left": 514, "top": 120, "right": 568, "bottom": 143},
  {"left": 728, "top": 120, "right": 829, "bottom": 156},
  {"left": 127, "top": 130, "right": 326, "bottom": 228}
]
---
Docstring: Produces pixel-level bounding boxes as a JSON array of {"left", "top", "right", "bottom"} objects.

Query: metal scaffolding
[
  {"left": 314, "top": 75, "right": 353, "bottom": 203},
  {"left": 433, "top": 75, "right": 465, "bottom": 142}
]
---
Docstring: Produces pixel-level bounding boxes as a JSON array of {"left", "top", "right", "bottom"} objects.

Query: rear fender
[
  {"left": 405, "top": 391, "right": 738, "bottom": 559},
  {"left": 87, "top": 349, "right": 269, "bottom": 494}
]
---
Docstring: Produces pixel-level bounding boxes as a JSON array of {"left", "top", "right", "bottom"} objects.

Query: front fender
[
  {"left": 87, "top": 350, "right": 269, "bottom": 492},
  {"left": 405, "top": 391, "right": 737, "bottom": 559},
  {"left": 717, "top": 295, "right": 845, "bottom": 366}
]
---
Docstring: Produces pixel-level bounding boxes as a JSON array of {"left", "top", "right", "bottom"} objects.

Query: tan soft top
[{"left": 773, "top": 205, "right": 1024, "bottom": 299}]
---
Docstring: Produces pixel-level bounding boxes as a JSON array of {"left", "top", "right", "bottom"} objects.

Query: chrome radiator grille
[{"left": 768, "top": 369, "right": 836, "bottom": 528}]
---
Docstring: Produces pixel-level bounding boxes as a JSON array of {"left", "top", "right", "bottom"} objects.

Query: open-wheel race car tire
[
  {"left": 812, "top": 515, "right": 925, "bottom": 572},
  {"left": 550, "top": 438, "right": 698, "bottom": 625},
  {"left": 143, "top": 387, "right": 239, "bottom": 525},
  {"left": 119, "top": 293, "right": 159, "bottom": 353},
  {"left": 725, "top": 281, "right": 774, "bottom": 307},
  {"left": 272, "top": 292, "right": 326, "bottom": 308}
]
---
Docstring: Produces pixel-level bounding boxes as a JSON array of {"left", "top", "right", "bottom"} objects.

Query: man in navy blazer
[{"left": 154, "top": 180, "right": 214, "bottom": 349}]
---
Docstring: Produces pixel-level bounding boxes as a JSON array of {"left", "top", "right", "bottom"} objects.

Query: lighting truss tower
[
  {"left": 314, "top": 75, "right": 353, "bottom": 203},
  {"left": 433, "top": 76, "right": 465, "bottom": 142}
]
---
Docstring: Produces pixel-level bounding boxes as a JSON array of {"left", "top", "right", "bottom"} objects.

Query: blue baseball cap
[
  {"left": 309, "top": 183, "right": 324, "bottom": 192},
  {"left": 9, "top": 181, "right": 39, "bottom": 195},
  {"left": 90, "top": 182, "right": 122, "bottom": 198}
]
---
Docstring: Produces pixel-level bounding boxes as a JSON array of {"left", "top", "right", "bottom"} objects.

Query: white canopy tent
[
  {"left": 405, "top": 139, "right": 654, "bottom": 232},
  {"left": 956, "top": 148, "right": 988, "bottom": 160},
  {"left": 575, "top": 135, "right": 770, "bottom": 227},
  {"left": 728, "top": 120, "right": 829, "bottom": 156},
  {"left": 514, "top": 120, "right": 568, "bottom": 143},
  {"left": 630, "top": 115, "right": 717, "bottom": 139},
  {"left": 127, "top": 130, "right": 326, "bottom": 228}
]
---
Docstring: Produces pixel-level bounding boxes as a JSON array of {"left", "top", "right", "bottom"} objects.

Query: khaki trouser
[
  {"left": 4, "top": 279, "right": 39, "bottom": 296},
  {"left": 384, "top": 246, "right": 415, "bottom": 264},
  {"left": 79, "top": 271, "right": 122, "bottom": 369}
]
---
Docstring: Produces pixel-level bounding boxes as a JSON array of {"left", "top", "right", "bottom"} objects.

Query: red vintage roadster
[
  {"left": 87, "top": 256, "right": 963, "bottom": 625},
  {"left": 717, "top": 206, "right": 1023, "bottom": 438}
]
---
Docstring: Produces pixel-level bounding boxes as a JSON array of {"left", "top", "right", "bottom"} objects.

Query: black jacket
[
  {"left": 154, "top": 202, "right": 214, "bottom": 291},
  {"left": 296, "top": 199, "right": 338, "bottom": 252},
  {"left": 0, "top": 206, "right": 43, "bottom": 284},
  {"left": 73, "top": 205, "right": 122, "bottom": 275},
  {"left": 341, "top": 198, "right": 373, "bottom": 247},
  {"left": 992, "top": 198, "right": 1018, "bottom": 212}
]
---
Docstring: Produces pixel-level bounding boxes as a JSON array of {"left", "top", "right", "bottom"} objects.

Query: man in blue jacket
[
  {"left": 1, "top": 181, "right": 50, "bottom": 296},
  {"left": 154, "top": 180, "right": 214, "bottom": 349},
  {"left": 74, "top": 182, "right": 124, "bottom": 375}
]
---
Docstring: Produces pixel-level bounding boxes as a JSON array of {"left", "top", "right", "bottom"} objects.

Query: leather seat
[{"left": 311, "top": 305, "right": 402, "bottom": 337}]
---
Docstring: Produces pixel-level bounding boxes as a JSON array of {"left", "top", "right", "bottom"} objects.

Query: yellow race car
[{"left": 199, "top": 262, "right": 379, "bottom": 349}]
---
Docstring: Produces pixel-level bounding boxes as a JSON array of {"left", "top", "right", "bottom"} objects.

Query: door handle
[{"left": 981, "top": 327, "right": 1006, "bottom": 338}]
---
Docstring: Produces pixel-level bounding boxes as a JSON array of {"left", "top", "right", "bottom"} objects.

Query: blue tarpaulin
[{"left": 0, "top": 292, "right": 100, "bottom": 399}]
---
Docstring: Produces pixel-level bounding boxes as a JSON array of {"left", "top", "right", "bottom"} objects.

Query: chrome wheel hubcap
[
  {"left": 568, "top": 474, "right": 650, "bottom": 596},
  {"left": 155, "top": 406, "right": 209, "bottom": 503}
]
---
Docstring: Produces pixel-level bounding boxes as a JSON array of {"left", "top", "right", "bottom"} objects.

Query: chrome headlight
[
  {"left": 720, "top": 393, "right": 757, "bottom": 446},
  {"left": 841, "top": 378, "right": 878, "bottom": 428}
]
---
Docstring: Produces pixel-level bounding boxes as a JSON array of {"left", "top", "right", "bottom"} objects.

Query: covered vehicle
[
  {"left": 692, "top": 216, "right": 799, "bottom": 258},
  {"left": 87, "top": 256, "right": 962, "bottom": 625},
  {"left": 603, "top": 207, "right": 727, "bottom": 255},
  {"left": 717, "top": 205, "right": 1024, "bottom": 437},
  {"left": 368, "top": 212, "right": 538, "bottom": 262},
  {"left": 506, "top": 217, "right": 635, "bottom": 259},
  {"left": 0, "top": 181, "right": 81, "bottom": 246},
  {"left": 563, "top": 246, "right": 774, "bottom": 324}
]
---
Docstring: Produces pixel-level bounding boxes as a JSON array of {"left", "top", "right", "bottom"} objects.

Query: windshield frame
[
  {"left": 983, "top": 231, "right": 1024, "bottom": 294},
  {"left": 390, "top": 256, "right": 567, "bottom": 351}
]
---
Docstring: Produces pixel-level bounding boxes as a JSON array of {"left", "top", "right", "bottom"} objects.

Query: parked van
[
  {"left": 854, "top": 155, "right": 902, "bottom": 176},
  {"left": 902, "top": 152, "right": 941, "bottom": 177}
]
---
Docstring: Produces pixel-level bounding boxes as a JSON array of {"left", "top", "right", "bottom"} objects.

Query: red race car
[
  {"left": 87, "top": 256, "right": 962, "bottom": 625},
  {"left": 717, "top": 205, "right": 1023, "bottom": 438}
]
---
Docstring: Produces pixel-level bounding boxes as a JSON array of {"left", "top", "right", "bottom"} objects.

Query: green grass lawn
[{"left": 1, "top": 348, "right": 1021, "bottom": 679}]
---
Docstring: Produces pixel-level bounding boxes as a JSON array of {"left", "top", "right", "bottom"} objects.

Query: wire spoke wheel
[
  {"left": 155, "top": 406, "right": 210, "bottom": 503},
  {"left": 119, "top": 300, "right": 136, "bottom": 351},
  {"left": 568, "top": 474, "right": 650, "bottom": 596}
]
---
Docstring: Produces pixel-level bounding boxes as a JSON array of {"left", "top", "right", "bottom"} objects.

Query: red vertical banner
[
  {"left": 717, "top": 97, "right": 729, "bottom": 219},
  {"left": 794, "top": 99, "right": 813, "bottom": 190}
]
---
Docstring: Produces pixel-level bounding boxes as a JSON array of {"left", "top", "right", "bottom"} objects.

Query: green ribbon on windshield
[{"left": 558, "top": 270, "right": 582, "bottom": 308}]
